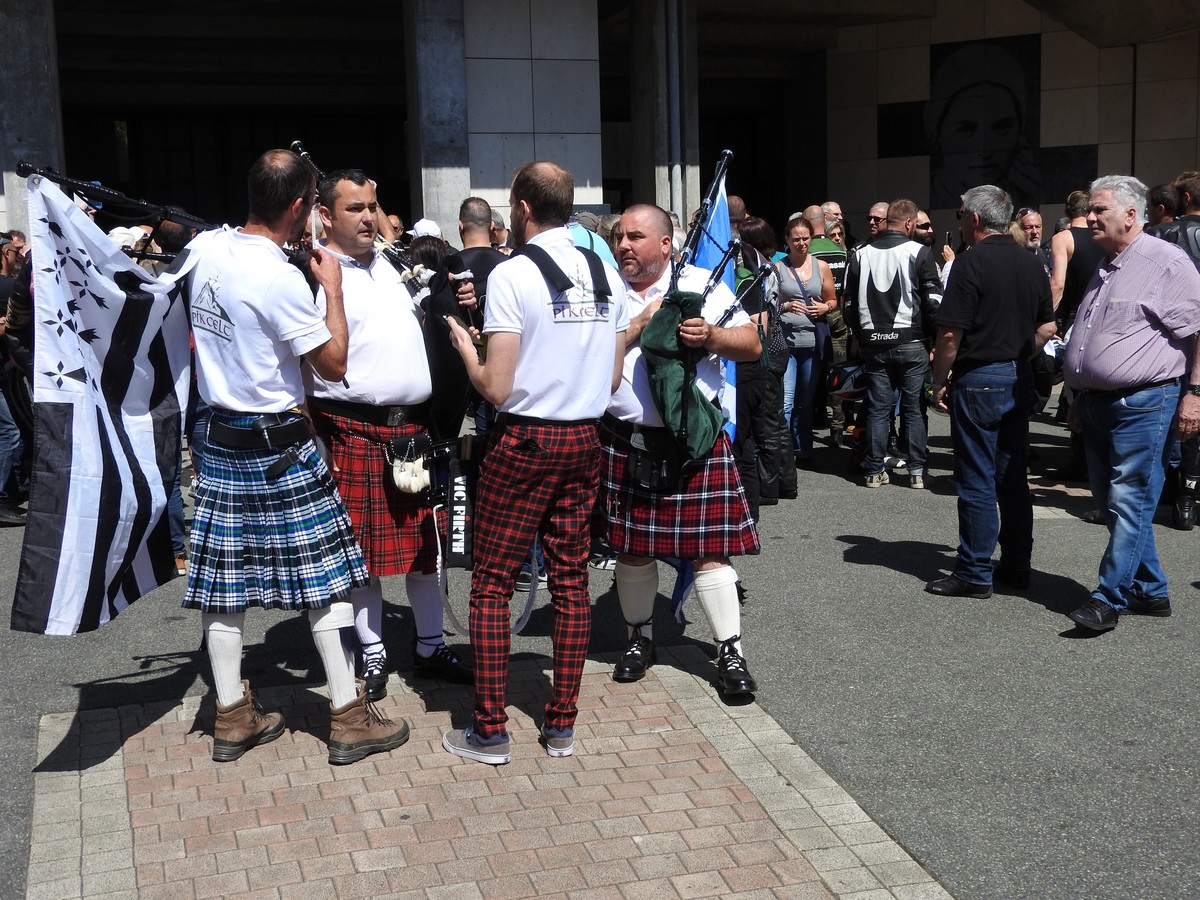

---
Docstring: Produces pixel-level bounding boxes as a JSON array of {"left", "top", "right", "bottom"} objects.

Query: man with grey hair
[
  {"left": 926, "top": 185, "right": 1055, "bottom": 598},
  {"left": 1062, "top": 175, "right": 1200, "bottom": 631}
]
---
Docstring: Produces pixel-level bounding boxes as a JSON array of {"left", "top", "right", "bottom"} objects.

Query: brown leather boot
[
  {"left": 328, "top": 679, "right": 411, "bottom": 765},
  {"left": 212, "top": 680, "right": 286, "bottom": 762}
]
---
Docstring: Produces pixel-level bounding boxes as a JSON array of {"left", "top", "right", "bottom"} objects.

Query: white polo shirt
[
  {"left": 189, "top": 226, "right": 329, "bottom": 413},
  {"left": 484, "top": 227, "right": 629, "bottom": 421},
  {"left": 304, "top": 246, "right": 433, "bottom": 406}
]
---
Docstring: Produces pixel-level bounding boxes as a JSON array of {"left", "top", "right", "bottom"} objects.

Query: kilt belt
[{"left": 308, "top": 395, "right": 428, "bottom": 427}]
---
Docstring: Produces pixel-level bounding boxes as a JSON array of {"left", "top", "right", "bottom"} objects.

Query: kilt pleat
[
  {"left": 312, "top": 409, "right": 438, "bottom": 576},
  {"left": 183, "top": 414, "right": 369, "bottom": 613},
  {"left": 599, "top": 423, "right": 760, "bottom": 559}
]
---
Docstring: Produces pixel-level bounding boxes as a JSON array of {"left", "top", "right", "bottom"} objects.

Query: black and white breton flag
[{"left": 9, "top": 176, "right": 195, "bottom": 635}]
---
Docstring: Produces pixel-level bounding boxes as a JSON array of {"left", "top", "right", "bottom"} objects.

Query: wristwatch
[{"left": 1188, "top": 384, "right": 1200, "bottom": 396}]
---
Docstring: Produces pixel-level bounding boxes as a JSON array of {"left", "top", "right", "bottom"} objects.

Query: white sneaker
[
  {"left": 864, "top": 471, "right": 889, "bottom": 489},
  {"left": 909, "top": 473, "right": 925, "bottom": 490}
]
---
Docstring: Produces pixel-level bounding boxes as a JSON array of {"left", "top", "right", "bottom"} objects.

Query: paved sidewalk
[{"left": 27, "top": 648, "right": 951, "bottom": 900}]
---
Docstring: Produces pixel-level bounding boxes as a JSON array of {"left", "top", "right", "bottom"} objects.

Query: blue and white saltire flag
[
  {"left": 690, "top": 173, "right": 738, "bottom": 441},
  {"left": 10, "top": 176, "right": 195, "bottom": 635}
]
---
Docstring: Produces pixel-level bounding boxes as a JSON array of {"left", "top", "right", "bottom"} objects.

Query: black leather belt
[
  {"left": 600, "top": 413, "right": 670, "bottom": 439},
  {"left": 1079, "top": 377, "right": 1179, "bottom": 399},
  {"left": 209, "top": 416, "right": 311, "bottom": 450},
  {"left": 308, "top": 395, "right": 427, "bottom": 427},
  {"left": 495, "top": 412, "right": 598, "bottom": 428}
]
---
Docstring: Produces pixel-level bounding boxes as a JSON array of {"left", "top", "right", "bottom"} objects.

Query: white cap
[
  {"left": 107, "top": 226, "right": 150, "bottom": 250},
  {"left": 409, "top": 217, "right": 442, "bottom": 238}
]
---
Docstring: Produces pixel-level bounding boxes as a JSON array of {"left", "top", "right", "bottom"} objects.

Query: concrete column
[
  {"left": 406, "top": 0, "right": 604, "bottom": 239},
  {"left": 630, "top": 1, "right": 700, "bottom": 222},
  {"left": 404, "top": 0, "right": 471, "bottom": 240},
  {"left": 0, "top": 0, "right": 65, "bottom": 232},
  {"left": 461, "top": 0, "right": 604, "bottom": 218}
]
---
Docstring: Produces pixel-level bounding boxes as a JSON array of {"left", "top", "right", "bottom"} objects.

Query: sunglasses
[{"left": 914, "top": 223, "right": 933, "bottom": 230}]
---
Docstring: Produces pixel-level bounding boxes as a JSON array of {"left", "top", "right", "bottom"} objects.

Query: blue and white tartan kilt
[{"left": 182, "top": 415, "right": 370, "bottom": 614}]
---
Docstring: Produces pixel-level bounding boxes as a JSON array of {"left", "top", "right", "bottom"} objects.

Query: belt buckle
[{"left": 387, "top": 407, "right": 408, "bottom": 427}]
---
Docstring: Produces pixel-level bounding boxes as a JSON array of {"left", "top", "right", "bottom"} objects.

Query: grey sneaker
[
  {"left": 909, "top": 473, "right": 925, "bottom": 489},
  {"left": 864, "top": 471, "right": 889, "bottom": 489},
  {"left": 541, "top": 725, "right": 575, "bottom": 758},
  {"left": 442, "top": 727, "right": 511, "bottom": 765}
]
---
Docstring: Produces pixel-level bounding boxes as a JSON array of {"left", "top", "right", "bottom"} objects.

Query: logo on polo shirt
[
  {"left": 551, "top": 273, "right": 611, "bottom": 323},
  {"left": 192, "top": 279, "right": 233, "bottom": 342}
]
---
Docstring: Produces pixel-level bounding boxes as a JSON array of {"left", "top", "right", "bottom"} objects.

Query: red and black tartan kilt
[
  {"left": 311, "top": 408, "right": 438, "bottom": 576},
  {"left": 599, "top": 421, "right": 760, "bottom": 559}
]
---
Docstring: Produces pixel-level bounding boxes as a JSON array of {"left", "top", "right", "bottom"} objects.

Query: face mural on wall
[{"left": 925, "top": 36, "right": 1041, "bottom": 209}]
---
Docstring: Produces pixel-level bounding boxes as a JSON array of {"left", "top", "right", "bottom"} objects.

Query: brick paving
[{"left": 26, "top": 647, "right": 952, "bottom": 900}]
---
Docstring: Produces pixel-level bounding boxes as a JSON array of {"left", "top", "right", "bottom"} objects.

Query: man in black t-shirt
[{"left": 925, "top": 185, "right": 1056, "bottom": 599}]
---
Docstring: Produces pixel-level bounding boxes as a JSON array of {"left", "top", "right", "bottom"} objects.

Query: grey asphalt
[{"left": 2, "top": 403, "right": 1198, "bottom": 898}]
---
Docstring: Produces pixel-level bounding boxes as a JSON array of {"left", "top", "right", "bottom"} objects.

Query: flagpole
[{"left": 676, "top": 149, "right": 733, "bottom": 274}]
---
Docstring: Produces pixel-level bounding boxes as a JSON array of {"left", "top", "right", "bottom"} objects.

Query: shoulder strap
[{"left": 510, "top": 243, "right": 612, "bottom": 300}]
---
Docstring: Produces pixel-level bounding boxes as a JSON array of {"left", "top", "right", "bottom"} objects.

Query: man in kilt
[
  {"left": 185, "top": 149, "right": 409, "bottom": 765},
  {"left": 442, "top": 161, "right": 628, "bottom": 765},
  {"left": 602, "top": 204, "right": 763, "bottom": 697},
  {"left": 304, "top": 169, "right": 473, "bottom": 701}
]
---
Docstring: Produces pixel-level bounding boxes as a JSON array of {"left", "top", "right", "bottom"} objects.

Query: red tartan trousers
[{"left": 470, "top": 418, "right": 600, "bottom": 739}]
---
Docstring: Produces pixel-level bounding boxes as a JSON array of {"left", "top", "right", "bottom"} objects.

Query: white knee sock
[
  {"left": 202, "top": 612, "right": 245, "bottom": 707},
  {"left": 407, "top": 572, "right": 445, "bottom": 657},
  {"left": 615, "top": 560, "right": 659, "bottom": 640},
  {"left": 351, "top": 576, "right": 386, "bottom": 662},
  {"left": 693, "top": 566, "right": 743, "bottom": 655},
  {"left": 309, "top": 602, "right": 357, "bottom": 707}
]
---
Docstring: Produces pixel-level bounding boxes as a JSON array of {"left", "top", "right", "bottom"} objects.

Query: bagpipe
[{"left": 642, "top": 150, "right": 773, "bottom": 464}]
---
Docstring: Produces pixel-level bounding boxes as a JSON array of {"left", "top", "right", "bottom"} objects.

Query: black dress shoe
[
  {"left": 414, "top": 644, "right": 475, "bottom": 684},
  {"left": 1080, "top": 509, "right": 1106, "bottom": 525},
  {"left": 363, "top": 665, "right": 388, "bottom": 701},
  {"left": 1126, "top": 595, "right": 1172, "bottom": 617},
  {"left": 716, "top": 637, "right": 757, "bottom": 695},
  {"left": 1067, "top": 597, "right": 1119, "bottom": 631},
  {"left": 924, "top": 574, "right": 993, "bottom": 599},
  {"left": 1173, "top": 495, "right": 1195, "bottom": 531},
  {"left": 0, "top": 503, "right": 27, "bottom": 527},
  {"left": 993, "top": 564, "right": 1031, "bottom": 590},
  {"left": 613, "top": 635, "right": 656, "bottom": 682}
]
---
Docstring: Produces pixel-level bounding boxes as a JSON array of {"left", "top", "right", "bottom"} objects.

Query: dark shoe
[
  {"left": 613, "top": 634, "right": 656, "bottom": 682},
  {"left": 925, "top": 574, "right": 993, "bottom": 599},
  {"left": 362, "top": 655, "right": 388, "bottom": 701},
  {"left": 0, "top": 503, "right": 27, "bottom": 527},
  {"left": 514, "top": 566, "right": 547, "bottom": 591},
  {"left": 413, "top": 643, "right": 474, "bottom": 684},
  {"left": 328, "top": 680, "right": 411, "bottom": 765},
  {"left": 1050, "top": 464, "right": 1088, "bottom": 483},
  {"left": 1067, "top": 598, "right": 1119, "bottom": 631},
  {"left": 993, "top": 564, "right": 1031, "bottom": 590},
  {"left": 1173, "top": 495, "right": 1195, "bottom": 531},
  {"left": 795, "top": 455, "right": 820, "bottom": 471},
  {"left": 212, "top": 680, "right": 286, "bottom": 762},
  {"left": 716, "top": 637, "right": 757, "bottom": 696},
  {"left": 778, "top": 489, "right": 798, "bottom": 500},
  {"left": 1080, "top": 509, "right": 1106, "bottom": 525},
  {"left": 1126, "top": 595, "right": 1172, "bottom": 617}
]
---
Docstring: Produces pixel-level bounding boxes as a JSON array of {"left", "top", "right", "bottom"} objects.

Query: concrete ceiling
[{"left": 1024, "top": 0, "right": 1200, "bottom": 47}]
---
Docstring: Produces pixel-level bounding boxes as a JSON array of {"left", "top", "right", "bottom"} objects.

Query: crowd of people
[{"left": 4, "top": 149, "right": 1199, "bottom": 768}]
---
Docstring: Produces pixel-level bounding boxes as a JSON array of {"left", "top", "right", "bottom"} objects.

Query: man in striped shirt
[{"left": 1063, "top": 175, "right": 1200, "bottom": 631}]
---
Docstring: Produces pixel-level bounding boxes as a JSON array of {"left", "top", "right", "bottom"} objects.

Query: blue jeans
[
  {"left": 949, "top": 361, "right": 1034, "bottom": 585},
  {"left": 0, "top": 386, "right": 22, "bottom": 502},
  {"left": 1076, "top": 382, "right": 1179, "bottom": 610},
  {"left": 781, "top": 345, "right": 822, "bottom": 457},
  {"left": 864, "top": 343, "right": 928, "bottom": 475}
]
